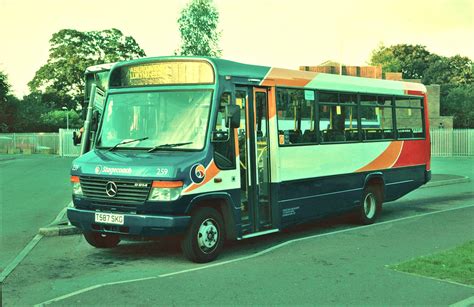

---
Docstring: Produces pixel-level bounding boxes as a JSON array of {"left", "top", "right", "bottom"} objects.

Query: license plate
[{"left": 94, "top": 212, "right": 124, "bottom": 225}]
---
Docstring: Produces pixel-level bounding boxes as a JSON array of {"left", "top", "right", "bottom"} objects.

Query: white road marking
[
  {"left": 36, "top": 203, "right": 474, "bottom": 306},
  {"left": 450, "top": 295, "right": 474, "bottom": 307},
  {"left": 0, "top": 234, "right": 43, "bottom": 283},
  {"left": 33, "top": 277, "right": 157, "bottom": 307},
  {"left": 0, "top": 202, "right": 72, "bottom": 284}
]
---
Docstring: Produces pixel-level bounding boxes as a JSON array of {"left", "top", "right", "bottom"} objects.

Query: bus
[{"left": 67, "top": 56, "right": 431, "bottom": 263}]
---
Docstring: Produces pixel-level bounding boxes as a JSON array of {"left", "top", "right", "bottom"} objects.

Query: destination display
[{"left": 110, "top": 61, "right": 215, "bottom": 87}]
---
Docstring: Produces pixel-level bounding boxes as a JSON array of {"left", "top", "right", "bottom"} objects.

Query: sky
[{"left": 0, "top": 0, "right": 473, "bottom": 97}]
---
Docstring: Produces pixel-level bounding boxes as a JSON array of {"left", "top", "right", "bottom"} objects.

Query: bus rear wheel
[
  {"left": 358, "top": 185, "right": 382, "bottom": 225},
  {"left": 181, "top": 207, "right": 224, "bottom": 263},
  {"left": 83, "top": 232, "right": 120, "bottom": 248}
]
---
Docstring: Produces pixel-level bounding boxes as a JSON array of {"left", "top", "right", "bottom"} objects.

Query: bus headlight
[
  {"left": 149, "top": 181, "right": 183, "bottom": 201},
  {"left": 71, "top": 175, "right": 83, "bottom": 196}
]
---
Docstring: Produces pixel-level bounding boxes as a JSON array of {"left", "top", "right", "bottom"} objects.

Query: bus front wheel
[
  {"left": 358, "top": 185, "right": 382, "bottom": 225},
  {"left": 181, "top": 207, "right": 224, "bottom": 263},
  {"left": 83, "top": 232, "right": 120, "bottom": 248}
]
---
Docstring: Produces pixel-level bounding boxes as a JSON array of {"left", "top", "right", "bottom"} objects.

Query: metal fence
[
  {"left": 0, "top": 133, "right": 60, "bottom": 154},
  {"left": 59, "top": 129, "right": 81, "bottom": 157},
  {"left": 430, "top": 129, "right": 474, "bottom": 157}
]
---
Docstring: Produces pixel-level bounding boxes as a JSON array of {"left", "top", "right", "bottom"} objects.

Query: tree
[
  {"left": 176, "top": 0, "right": 222, "bottom": 57},
  {"left": 444, "top": 85, "right": 474, "bottom": 128},
  {"left": 0, "top": 70, "right": 18, "bottom": 132},
  {"left": 423, "top": 55, "right": 473, "bottom": 86},
  {"left": 40, "top": 110, "right": 82, "bottom": 132},
  {"left": 369, "top": 44, "right": 438, "bottom": 79},
  {"left": 369, "top": 44, "right": 401, "bottom": 74},
  {"left": 13, "top": 93, "right": 50, "bottom": 132},
  {"left": 0, "top": 70, "right": 9, "bottom": 101},
  {"left": 29, "top": 28, "right": 146, "bottom": 110}
]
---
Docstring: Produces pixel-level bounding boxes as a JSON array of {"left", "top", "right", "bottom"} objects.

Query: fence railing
[
  {"left": 430, "top": 129, "right": 474, "bottom": 157},
  {"left": 1, "top": 129, "right": 473, "bottom": 157},
  {"left": 0, "top": 133, "right": 60, "bottom": 154},
  {"left": 59, "top": 129, "right": 81, "bottom": 157}
]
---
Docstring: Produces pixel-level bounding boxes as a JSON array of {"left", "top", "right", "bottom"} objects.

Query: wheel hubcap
[
  {"left": 364, "top": 193, "right": 376, "bottom": 219},
  {"left": 197, "top": 218, "right": 219, "bottom": 254}
]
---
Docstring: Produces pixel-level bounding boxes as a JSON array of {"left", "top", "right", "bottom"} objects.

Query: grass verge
[{"left": 390, "top": 241, "right": 474, "bottom": 286}]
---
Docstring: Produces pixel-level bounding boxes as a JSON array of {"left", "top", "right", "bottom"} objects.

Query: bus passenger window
[
  {"left": 395, "top": 97, "right": 424, "bottom": 139},
  {"left": 360, "top": 95, "right": 394, "bottom": 141},
  {"left": 276, "top": 88, "right": 316, "bottom": 145},
  {"left": 319, "top": 92, "right": 357, "bottom": 143}
]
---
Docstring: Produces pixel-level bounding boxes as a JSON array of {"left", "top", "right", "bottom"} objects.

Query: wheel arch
[
  {"left": 363, "top": 172, "right": 385, "bottom": 201},
  {"left": 186, "top": 192, "right": 239, "bottom": 240}
]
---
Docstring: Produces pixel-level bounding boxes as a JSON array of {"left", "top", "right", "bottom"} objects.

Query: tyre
[
  {"left": 358, "top": 185, "right": 382, "bottom": 225},
  {"left": 181, "top": 207, "right": 224, "bottom": 263},
  {"left": 83, "top": 232, "right": 120, "bottom": 248}
]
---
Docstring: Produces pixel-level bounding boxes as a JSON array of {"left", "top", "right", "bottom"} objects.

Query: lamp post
[{"left": 62, "top": 107, "right": 69, "bottom": 130}]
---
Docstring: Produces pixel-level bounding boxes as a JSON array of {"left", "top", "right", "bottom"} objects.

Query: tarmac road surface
[{"left": 0, "top": 156, "right": 473, "bottom": 305}]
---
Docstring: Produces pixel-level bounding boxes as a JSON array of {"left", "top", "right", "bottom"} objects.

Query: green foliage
[
  {"left": 40, "top": 110, "right": 82, "bottom": 132},
  {"left": 177, "top": 0, "right": 222, "bottom": 57},
  {"left": 391, "top": 241, "right": 474, "bottom": 286},
  {"left": 29, "top": 28, "right": 146, "bottom": 110},
  {"left": 0, "top": 70, "right": 10, "bottom": 101},
  {"left": 423, "top": 55, "right": 473, "bottom": 86},
  {"left": 0, "top": 70, "right": 17, "bottom": 132},
  {"left": 444, "top": 85, "right": 474, "bottom": 128},
  {"left": 369, "top": 44, "right": 436, "bottom": 79},
  {"left": 369, "top": 44, "right": 401, "bottom": 74},
  {"left": 12, "top": 93, "right": 51, "bottom": 132}
]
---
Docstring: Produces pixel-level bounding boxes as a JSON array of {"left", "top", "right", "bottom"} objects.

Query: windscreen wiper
[
  {"left": 147, "top": 142, "right": 193, "bottom": 152},
  {"left": 108, "top": 137, "right": 149, "bottom": 151}
]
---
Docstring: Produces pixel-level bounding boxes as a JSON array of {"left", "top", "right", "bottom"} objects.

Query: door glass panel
[
  {"left": 255, "top": 91, "right": 271, "bottom": 226},
  {"left": 236, "top": 90, "right": 249, "bottom": 221}
]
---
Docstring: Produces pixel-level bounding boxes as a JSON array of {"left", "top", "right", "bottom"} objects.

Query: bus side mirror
[
  {"left": 72, "top": 131, "right": 82, "bottom": 146},
  {"left": 225, "top": 105, "right": 240, "bottom": 129},
  {"left": 91, "top": 110, "right": 100, "bottom": 132}
]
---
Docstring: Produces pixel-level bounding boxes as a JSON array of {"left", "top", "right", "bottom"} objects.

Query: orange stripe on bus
[
  {"left": 268, "top": 87, "right": 276, "bottom": 119},
  {"left": 152, "top": 181, "right": 183, "bottom": 188},
  {"left": 234, "top": 127, "right": 239, "bottom": 157},
  {"left": 356, "top": 141, "right": 403, "bottom": 172},
  {"left": 184, "top": 161, "right": 220, "bottom": 193}
]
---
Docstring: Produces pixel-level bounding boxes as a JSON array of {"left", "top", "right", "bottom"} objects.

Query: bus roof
[
  {"left": 85, "top": 62, "right": 116, "bottom": 74},
  {"left": 111, "top": 56, "right": 426, "bottom": 96}
]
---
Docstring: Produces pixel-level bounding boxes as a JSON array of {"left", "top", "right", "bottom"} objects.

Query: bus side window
[
  {"left": 213, "top": 92, "right": 235, "bottom": 169},
  {"left": 276, "top": 88, "right": 315, "bottom": 145},
  {"left": 395, "top": 97, "right": 424, "bottom": 139}
]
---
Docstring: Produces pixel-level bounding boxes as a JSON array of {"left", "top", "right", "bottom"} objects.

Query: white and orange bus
[{"left": 68, "top": 57, "right": 431, "bottom": 262}]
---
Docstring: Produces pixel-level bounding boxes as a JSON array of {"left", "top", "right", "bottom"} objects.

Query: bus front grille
[{"left": 80, "top": 176, "right": 151, "bottom": 203}]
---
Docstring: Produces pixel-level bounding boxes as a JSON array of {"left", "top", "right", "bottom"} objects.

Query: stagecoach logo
[
  {"left": 94, "top": 165, "right": 132, "bottom": 175},
  {"left": 105, "top": 181, "right": 118, "bottom": 197},
  {"left": 190, "top": 163, "right": 206, "bottom": 184}
]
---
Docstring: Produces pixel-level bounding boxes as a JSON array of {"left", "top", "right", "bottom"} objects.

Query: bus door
[{"left": 236, "top": 87, "right": 272, "bottom": 234}]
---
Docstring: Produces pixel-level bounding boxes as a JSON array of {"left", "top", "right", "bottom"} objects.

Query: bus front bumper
[{"left": 67, "top": 208, "right": 191, "bottom": 237}]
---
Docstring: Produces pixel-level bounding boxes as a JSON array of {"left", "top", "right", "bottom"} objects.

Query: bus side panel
[
  {"left": 383, "top": 165, "right": 426, "bottom": 202},
  {"left": 276, "top": 164, "right": 426, "bottom": 228},
  {"left": 276, "top": 173, "right": 364, "bottom": 227}
]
